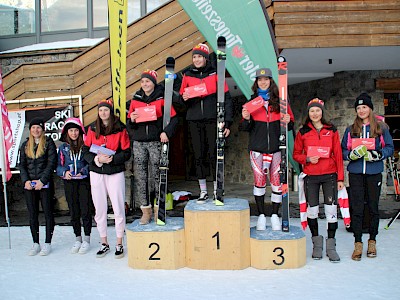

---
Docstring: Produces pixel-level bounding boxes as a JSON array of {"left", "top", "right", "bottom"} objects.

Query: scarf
[{"left": 257, "top": 88, "right": 270, "bottom": 101}]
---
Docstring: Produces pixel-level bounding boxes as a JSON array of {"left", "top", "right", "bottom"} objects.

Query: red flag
[{"left": 0, "top": 71, "right": 13, "bottom": 181}]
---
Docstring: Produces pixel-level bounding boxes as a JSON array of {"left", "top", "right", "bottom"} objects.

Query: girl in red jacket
[{"left": 293, "top": 98, "right": 344, "bottom": 262}]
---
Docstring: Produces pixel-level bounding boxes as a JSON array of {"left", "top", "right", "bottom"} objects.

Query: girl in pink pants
[{"left": 83, "top": 99, "right": 131, "bottom": 259}]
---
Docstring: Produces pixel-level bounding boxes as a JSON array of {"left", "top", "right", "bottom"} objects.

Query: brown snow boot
[
  {"left": 367, "top": 239, "right": 377, "bottom": 258},
  {"left": 139, "top": 205, "right": 152, "bottom": 225},
  {"left": 351, "top": 242, "right": 363, "bottom": 261}
]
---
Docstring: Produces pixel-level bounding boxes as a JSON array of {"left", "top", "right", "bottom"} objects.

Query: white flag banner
[{"left": 8, "top": 111, "right": 25, "bottom": 168}]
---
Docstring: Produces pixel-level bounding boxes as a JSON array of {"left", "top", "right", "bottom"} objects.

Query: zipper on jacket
[
  {"left": 362, "top": 124, "right": 367, "bottom": 174},
  {"left": 265, "top": 103, "right": 269, "bottom": 150},
  {"left": 200, "top": 75, "right": 204, "bottom": 116}
]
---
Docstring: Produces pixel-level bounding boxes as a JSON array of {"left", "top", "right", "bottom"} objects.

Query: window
[
  {"left": 146, "top": 0, "right": 168, "bottom": 13},
  {"left": 0, "top": 1, "right": 35, "bottom": 36},
  {"left": 93, "top": 0, "right": 142, "bottom": 28},
  {"left": 0, "top": 0, "right": 169, "bottom": 50},
  {"left": 41, "top": 0, "right": 87, "bottom": 32}
]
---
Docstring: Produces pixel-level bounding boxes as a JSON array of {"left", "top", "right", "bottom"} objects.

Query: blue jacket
[
  {"left": 341, "top": 123, "right": 394, "bottom": 174},
  {"left": 56, "top": 142, "right": 89, "bottom": 178}
]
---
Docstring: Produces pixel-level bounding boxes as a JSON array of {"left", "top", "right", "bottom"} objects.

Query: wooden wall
[
  {"left": 273, "top": 0, "right": 400, "bottom": 49},
  {"left": 4, "top": 1, "right": 204, "bottom": 126}
]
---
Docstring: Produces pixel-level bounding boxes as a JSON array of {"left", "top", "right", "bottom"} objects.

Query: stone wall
[{"left": 0, "top": 49, "right": 83, "bottom": 75}]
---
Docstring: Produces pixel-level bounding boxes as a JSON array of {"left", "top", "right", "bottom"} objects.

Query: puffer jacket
[
  {"left": 127, "top": 84, "right": 178, "bottom": 142},
  {"left": 18, "top": 136, "right": 57, "bottom": 185},
  {"left": 341, "top": 122, "right": 394, "bottom": 174},
  {"left": 241, "top": 93, "right": 294, "bottom": 154},
  {"left": 82, "top": 120, "right": 131, "bottom": 175},
  {"left": 179, "top": 63, "right": 233, "bottom": 127},
  {"left": 56, "top": 143, "right": 89, "bottom": 177},
  {"left": 293, "top": 122, "right": 344, "bottom": 181}
]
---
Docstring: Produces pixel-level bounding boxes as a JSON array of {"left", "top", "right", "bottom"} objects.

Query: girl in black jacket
[
  {"left": 241, "top": 68, "right": 294, "bottom": 231},
  {"left": 127, "top": 70, "right": 178, "bottom": 224},
  {"left": 179, "top": 43, "right": 233, "bottom": 202},
  {"left": 18, "top": 118, "right": 57, "bottom": 256}
]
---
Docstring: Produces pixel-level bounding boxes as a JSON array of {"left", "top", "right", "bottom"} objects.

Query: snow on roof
[{"left": 0, "top": 38, "right": 105, "bottom": 54}]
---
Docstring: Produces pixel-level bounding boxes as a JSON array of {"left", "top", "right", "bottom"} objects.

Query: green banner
[{"left": 178, "top": 0, "right": 277, "bottom": 99}]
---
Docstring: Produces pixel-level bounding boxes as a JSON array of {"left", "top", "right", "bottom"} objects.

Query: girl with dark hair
[
  {"left": 179, "top": 43, "right": 233, "bottom": 203},
  {"left": 241, "top": 68, "right": 294, "bottom": 231},
  {"left": 57, "top": 117, "right": 92, "bottom": 254},
  {"left": 293, "top": 98, "right": 344, "bottom": 262},
  {"left": 83, "top": 100, "right": 131, "bottom": 259},
  {"left": 18, "top": 117, "right": 57, "bottom": 256},
  {"left": 342, "top": 93, "right": 394, "bottom": 261},
  {"left": 127, "top": 69, "right": 178, "bottom": 224}
]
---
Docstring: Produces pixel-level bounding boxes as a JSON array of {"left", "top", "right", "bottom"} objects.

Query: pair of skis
[
  {"left": 156, "top": 57, "right": 175, "bottom": 225},
  {"left": 278, "top": 56, "right": 290, "bottom": 232},
  {"left": 157, "top": 43, "right": 289, "bottom": 232},
  {"left": 157, "top": 37, "right": 227, "bottom": 225},
  {"left": 215, "top": 36, "right": 227, "bottom": 206},
  {"left": 385, "top": 156, "right": 400, "bottom": 229},
  {"left": 215, "top": 38, "right": 290, "bottom": 232}
]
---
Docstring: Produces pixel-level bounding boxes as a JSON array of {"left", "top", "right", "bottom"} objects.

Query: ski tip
[
  {"left": 156, "top": 219, "right": 166, "bottom": 226},
  {"left": 217, "top": 35, "right": 226, "bottom": 46},
  {"left": 166, "top": 56, "right": 175, "bottom": 63},
  {"left": 166, "top": 56, "right": 175, "bottom": 67},
  {"left": 277, "top": 56, "right": 286, "bottom": 63},
  {"left": 215, "top": 199, "right": 224, "bottom": 206}
]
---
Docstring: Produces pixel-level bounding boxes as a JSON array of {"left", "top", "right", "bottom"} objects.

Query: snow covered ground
[{"left": 1, "top": 218, "right": 400, "bottom": 300}]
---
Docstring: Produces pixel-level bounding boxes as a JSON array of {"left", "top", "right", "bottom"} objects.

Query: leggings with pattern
[{"left": 250, "top": 151, "right": 282, "bottom": 203}]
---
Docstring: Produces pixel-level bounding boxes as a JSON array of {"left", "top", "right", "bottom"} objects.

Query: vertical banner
[
  {"left": 108, "top": 0, "right": 128, "bottom": 123},
  {"left": 178, "top": 0, "right": 277, "bottom": 99},
  {"left": 0, "top": 71, "right": 13, "bottom": 181}
]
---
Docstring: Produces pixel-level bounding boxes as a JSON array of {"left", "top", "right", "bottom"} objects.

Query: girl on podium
[
  {"left": 241, "top": 68, "right": 294, "bottom": 231},
  {"left": 19, "top": 118, "right": 57, "bottom": 256},
  {"left": 83, "top": 100, "right": 131, "bottom": 259},
  {"left": 341, "top": 93, "right": 393, "bottom": 261},
  {"left": 56, "top": 117, "right": 92, "bottom": 254},
  {"left": 127, "top": 70, "right": 178, "bottom": 225},
  {"left": 293, "top": 99, "right": 344, "bottom": 262},
  {"left": 179, "top": 43, "right": 233, "bottom": 203}
]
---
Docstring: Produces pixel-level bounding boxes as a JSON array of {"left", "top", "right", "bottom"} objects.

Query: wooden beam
[
  {"left": 274, "top": 1, "right": 400, "bottom": 13},
  {"left": 277, "top": 33, "right": 400, "bottom": 48},
  {"left": 275, "top": 22, "right": 400, "bottom": 36},
  {"left": 274, "top": 10, "right": 400, "bottom": 25},
  {"left": 376, "top": 78, "right": 400, "bottom": 90}
]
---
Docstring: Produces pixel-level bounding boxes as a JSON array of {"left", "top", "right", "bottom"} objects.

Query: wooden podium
[
  {"left": 250, "top": 225, "right": 306, "bottom": 269},
  {"left": 126, "top": 217, "right": 185, "bottom": 269},
  {"left": 184, "top": 198, "right": 250, "bottom": 270}
]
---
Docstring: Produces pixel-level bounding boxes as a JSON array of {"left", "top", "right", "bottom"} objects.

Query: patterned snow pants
[{"left": 133, "top": 140, "right": 161, "bottom": 207}]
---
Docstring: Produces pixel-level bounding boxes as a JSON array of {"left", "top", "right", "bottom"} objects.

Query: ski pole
[{"left": 384, "top": 209, "right": 400, "bottom": 229}]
